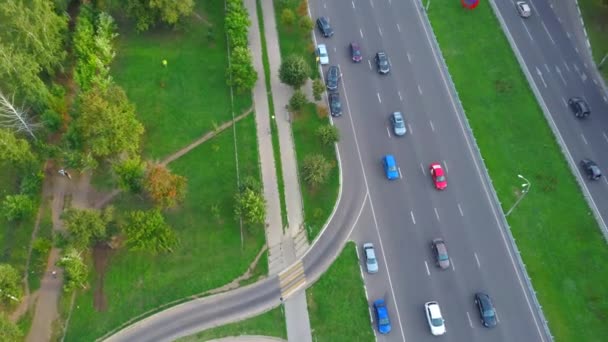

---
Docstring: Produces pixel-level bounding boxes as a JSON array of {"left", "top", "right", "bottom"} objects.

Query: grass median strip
[
  {"left": 428, "top": 2, "right": 608, "bottom": 340},
  {"left": 577, "top": 0, "right": 608, "bottom": 81},
  {"left": 307, "top": 242, "right": 374, "bottom": 341}
]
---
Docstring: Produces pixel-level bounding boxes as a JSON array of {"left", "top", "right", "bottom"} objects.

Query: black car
[
  {"left": 350, "top": 42, "right": 362, "bottom": 63},
  {"left": 475, "top": 293, "right": 497, "bottom": 328},
  {"left": 329, "top": 92, "right": 342, "bottom": 117},
  {"left": 326, "top": 66, "right": 340, "bottom": 91},
  {"left": 580, "top": 159, "right": 602, "bottom": 180},
  {"left": 316, "top": 17, "right": 333, "bottom": 38},
  {"left": 568, "top": 97, "right": 590, "bottom": 118},
  {"left": 375, "top": 51, "right": 390, "bottom": 74}
]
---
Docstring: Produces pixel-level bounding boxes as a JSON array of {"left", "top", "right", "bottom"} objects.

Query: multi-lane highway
[
  {"left": 491, "top": 0, "right": 608, "bottom": 238},
  {"left": 309, "top": 0, "right": 549, "bottom": 341}
]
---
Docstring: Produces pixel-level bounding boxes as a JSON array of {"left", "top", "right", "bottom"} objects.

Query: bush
[
  {"left": 1, "top": 194, "right": 35, "bottom": 221},
  {"left": 225, "top": 0, "right": 251, "bottom": 48},
  {"left": 279, "top": 55, "right": 310, "bottom": 89},
  {"left": 316, "top": 125, "right": 340, "bottom": 146},
  {"left": 289, "top": 90, "right": 308, "bottom": 112},
  {"left": 227, "top": 46, "right": 258, "bottom": 93},
  {"left": 297, "top": 0, "right": 309, "bottom": 17},
  {"left": 299, "top": 16, "right": 313, "bottom": 32},
  {"left": 20, "top": 171, "right": 44, "bottom": 196},
  {"left": 281, "top": 8, "right": 296, "bottom": 27},
  {"left": 302, "top": 154, "right": 332, "bottom": 187},
  {"left": 312, "top": 79, "right": 324, "bottom": 101},
  {"left": 113, "top": 156, "right": 146, "bottom": 193},
  {"left": 41, "top": 109, "right": 62, "bottom": 132}
]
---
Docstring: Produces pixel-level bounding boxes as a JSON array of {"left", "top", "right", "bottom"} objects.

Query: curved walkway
[{"left": 208, "top": 336, "right": 286, "bottom": 342}]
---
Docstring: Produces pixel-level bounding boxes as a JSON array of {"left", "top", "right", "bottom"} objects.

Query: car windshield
[
  {"left": 436, "top": 175, "right": 446, "bottom": 182},
  {"left": 394, "top": 119, "right": 404, "bottom": 128},
  {"left": 380, "top": 59, "right": 388, "bottom": 66},
  {"left": 438, "top": 253, "right": 449, "bottom": 261},
  {"left": 431, "top": 317, "right": 443, "bottom": 327},
  {"left": 353, "top": 49, "right": 361, "bottom": 56}
]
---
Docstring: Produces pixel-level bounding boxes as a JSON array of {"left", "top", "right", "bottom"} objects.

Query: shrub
[
  {"left": 279, "top": 55, "right": 310, "bottom": 88},
  {"left": 289, "top": 90, "right": 308, "bottom": 112},
  {"left": 302, "top": 154, "right": 332, "bottom": 187},
  {"left": 316, "top": 125, "right": 340, "bottom": 146},
  {"left": 1, "top": 194, "right": 35, "bottom": 221},
  {"left": 299, "top": 16, "right": 313, "bottom": 32},
  {"left": 312, "top": 79, "right": 324, "bottom": 101},
  {"left": 281, "top": 8, "right": 296, "bottom": 27}
]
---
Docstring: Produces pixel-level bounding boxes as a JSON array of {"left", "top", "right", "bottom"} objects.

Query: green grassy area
[
  {"left": 292, "top": 104, "right": 339, "bottom": 240},
  {"left": 307, "top": 242, "right": 374, "bottom": 341},
  {"left": 111, "top": 0, "right": 251, "bottom": 159},
  {"left": 255, "top": 0, "right": 288, "bottom": 229},
  {"left": 428, "top": 2, "right": 608, "bottom": 340},
  {"left": 578, "top": 0, "right": 608, "bottom": 80},
  {"left": 273, "top": 0, "right": 339, "bottom": 240},
  {"left": 274, "top": 0, "right": 319, "bottom": 79},
  {"left": 65, "top": 115, "right": 264, "bottom": 341},
  {"left": 178, "top": 306, "right": 286, "bottom": 341}
]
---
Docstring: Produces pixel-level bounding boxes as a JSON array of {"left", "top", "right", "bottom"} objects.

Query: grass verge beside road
[
  {"left": 178, "top": 307, "right": 286, "bottom": 341},
  {"left": 428, "top": 2, "right": 608, "bottom": 340},
  {"left": 307, "top": 242, "right": 374, "bottom": 341},
  {"left": 578, "top": 0, "right": 608, "bottom": 81}
]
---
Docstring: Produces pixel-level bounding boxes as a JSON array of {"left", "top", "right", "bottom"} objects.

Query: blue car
[
  {"left": 383, "top": 155, "right": 399, "bottom": 180},
  {"left": 374, "top": 299, "right": 392, "bottom": 334}
]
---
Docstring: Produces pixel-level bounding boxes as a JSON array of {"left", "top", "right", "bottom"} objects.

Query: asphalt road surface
[
  {"left": 492, "top": 0, "right": 608, "bottom": 237},
  {"left": 309, "top": 0, "right": 551, "bottom": 341}
]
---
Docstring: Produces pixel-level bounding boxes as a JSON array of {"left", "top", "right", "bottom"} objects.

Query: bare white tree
[{"left": 0, "top": 90, "right": 38, "bottom": 140}]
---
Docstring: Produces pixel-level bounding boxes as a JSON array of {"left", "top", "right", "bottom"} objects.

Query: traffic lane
[{"left": 106, "top": 277, "right": 281, "bottom": 342}]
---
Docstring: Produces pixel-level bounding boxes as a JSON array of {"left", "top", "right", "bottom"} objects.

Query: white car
[
  {"left": 317, "top": 44, "right": 329, "bottom": 65},
  {"left": 363, "top": 243, "right": 378, "bottom": 273},
  {"left": 516, "top": 1, "right": 531, "bottom": 18},
  {"left": 425, "top": 301, "right": 446, "bottom": 336}
]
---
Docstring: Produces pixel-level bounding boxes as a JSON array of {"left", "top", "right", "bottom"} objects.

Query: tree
[
  {"left": 75, "top": 84, "right": 144, "bottom": 158},
  {"left": 123, "top": 210, "right": 178, "bottom": 254},
  {"left": 316, "top": 124, "right": 340, "bottom": 146},
  {"left": 113, "top": 156, "right": 146, "bottom": 193},
  {"left": 235, "top": 188, "right": 266, "bottom": 224},
  {"left": 302, "top": 154, "right": 332, "bottom": 187},
  {"left": 0, "top": 91, "right": 38, "bottom": 139},
  {"left": 279, "top": 55, "right": 310, "bottom": 89},
  {"left": 144, "top": 163, "right": 187, "bottom": 209},
  {"left": 227, "top": 46, "right": 257, "bottom": 93},
  {"left": 58, "top": 248, "right": 88, "bottom": 292},
  {"left": 312, "top": 79, "right": 324, "bottom": 101},
  {"left": 225, "top": 0, "right": 251, "bottom": 48},
  {"left": 299, "top": 16, "right": 313, "bottom": 32},
  {"left": 1, "top": 195, "right": 35, "bottom": 222},
  {"left": 0, "top": 313, "right": 22, "bottom": 341},
  {"left": 0, "top": 128, "right": 36, "bottom": 167},
  {"left": 281, "top": 9, "right": 295, "bottom": 27},
  {"left": 289, "top": 90, "right": 308, "bottom": 111},
  {"left": 62, "top": 207, "right": 114, "bottom": 250},
  {"left": 0, "top": 264, "right": 22, "bottom": 307},
  {"left": 125, "top": 0, "right": 194, "bottom": 32}
]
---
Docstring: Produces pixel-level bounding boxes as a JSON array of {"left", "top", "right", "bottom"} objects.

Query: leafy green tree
[
  {"left": 58, "top": 248, "right": 88, "bottom": 292},
  {"left": 125, "top": 0, "right": 194, "bottom": 32},
  {"left": 279, "top": 55, "right": 310, "bottom": 89},
  {"left": 0, "top": 264, "right": 22, "bottom": 307},
  {"left": 225, "top": 0, "right": 251, "bottom": 48},
  {"left": 144, "top": 163, "right": 187, "bottom": 209},
  {"left": 113, "top": 156, "right": 146, "bottom": 193},
  {"left": 1, "top": 195, "right": 35, "bottom": 222},
  {"left": 302, "top": 154, "right": 332, "bottom": 187},
  {"left": 227, "top": 46, "right": 257, "bottom": 93},
  {"left": 299, "top": 16, "right": 313, "bottom": 32},
  {"left": 312, "top": 79, "right": 324, "bottom": 101},
  {"left": 281, "top": 8, "right": 295, "bottom": 27},
  {"left": 316, "top": 124, "right": 340, "bottom": 146},
  {"left": 76, "top": 85, "right": 144, "bottom": 158},
  {"left": 0, "top": 128, "right": 36, "bottom": 167},
  {"left": 235, "top": 188, "right": 266, "bottom": 224},
  {"left": 0, "top": 313, "right": 22, "bottom": 341},
  {"left": 62, "top": 207, "right": 114, "bottom": 250},
  {"left": 123, "top": 210, "right": 178, "bottom": 254},
  {"left": 289, "top": 90, "right": 308, "bottom": 111}
]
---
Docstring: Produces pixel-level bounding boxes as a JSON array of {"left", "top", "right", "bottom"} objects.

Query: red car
[
  {"left": 429, "top": 162, "right": 447, "bottom": 190},
  {"left": 350, "top": 42, "right": 362, "bottom": 63}
]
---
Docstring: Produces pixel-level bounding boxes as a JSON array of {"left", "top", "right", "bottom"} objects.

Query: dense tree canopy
[
  {"left": 125, "top": 0, "right": 195, "bottom": 32},
  {"left": 123, "top": 210, "right": 177, "bottom": 254},
  {"left": 0, "top": 313, "right": 22, "bottom": 341},
  {"left": 58, "top": 248, "right": 89, "bottom": 292},
  {"left": 0, "top": 128, "right": 36, "bottom": 167},
  {"left": 144, "top": 163, "right": 187, "bottom": 209},
  {"left": 0, "top": 264, "right": 22, "bottom": 306},
  {"left": 62, "top": 207, "right": 114, "bottom": 250}
]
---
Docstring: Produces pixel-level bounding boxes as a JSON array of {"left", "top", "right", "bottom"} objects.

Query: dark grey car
[
  {"left": 431, "top": 238, "right": 450, "bottom": 270},
  {"left": 329, "top": 92, "right": 342, "bottom": 117},
  {"left": 568, "top": 97, "right": 590, "bottom": 118},
  {"left": 326, "top": 66, "right": 340, "bottom": 91},
  {"left": 580, "top": 159, "right": 602, "bottom": 180},
  {"left": 316, "top": 17, "right": 333, "bottom": 37}
]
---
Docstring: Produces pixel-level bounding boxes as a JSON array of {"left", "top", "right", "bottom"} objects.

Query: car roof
[
  {"left": 384, "top": 155, "right": 396, "bottom": 165},
  {"left": 351, "top": 42, "right": 360, "bottom": 48},
  {"left": 427, "top": 302, "right": 441, "bottom": 317},
  {"left": 375, "top": 299, "right": 386, "bottom": 306},
  {"left": 318, "top": 16, "right": 329, "bottom": 23}
]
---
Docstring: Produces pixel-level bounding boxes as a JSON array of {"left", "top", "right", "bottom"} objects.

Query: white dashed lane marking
[
  {"left": 474, "top": 253, "right": 481, "bottom": 268},
  {"left": 411, "top": 211, "right": 416, "bottom": 224},
  {"left": 458, "top": 203, "right": 464, "bottom": 216}
]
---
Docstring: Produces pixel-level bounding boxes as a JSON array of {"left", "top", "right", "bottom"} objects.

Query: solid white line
[
  {"left": 458, "top": 203, "right": 464, "bottom": 216},
  {"left": 411, "top": 211, "right": 416, "bottom": 224},
  {"left": 420, "top": 163, "right": 425, "bottom": 175},
  {"left": 378, "top": 26, "right": 382, "bottom": 36},
  {"left": 418, "top": 85, "right": 423, "bottom": 95},
  {"left": 466, "top": 311, "right": 473, "bottom": 328},
  {"left": 523, "top": 23, "right": 534, "bottom": 41},
  {"left": 424, "top": 261, "right": 430, "bottom": 276},
  {"left": 360, "top": 29, "right": 363, "bottom": 38},
  {"left": 398, "top": 91, "right": 402, "bottom": 101},
  {"left": 377, "top": 93, "right": 381, "bottom": 103},
  {"left": 474, "top": 253, "right": 481, "bottom": 268},
  {"left": 443, "top": 160, "right": 448, "bottom": 173},
  {"left": 603, "top": 132, "right": 608, "bottom": 144},
  {"left": 434, "top": 207, "right": 440, "bottom": 222},
  {"left": 397, "top": 23, "right": 401, "bottom": 32},
  {"left": 386, "top": 126, "right": 391, "bottom": 138},
  {"left": 398, "top": 167, "right": 403, "bottom": 179},
  {"left": 407, "top": 52, "right": 412, "bottom": 63},
  {"left": 581, "top": 134, "right": 588, "bottom": 145},
  {"left": 542, "top": 21, "right": 555, "bottom": 45},
  {"left": 352, "top": 1, "right": 355, "bottom": 9},
  {"left": 429, "top": 120, "right": 435, "bottom": 132},
  {"left": 368, "top": 307, "right": 374, "bottom": 325}
]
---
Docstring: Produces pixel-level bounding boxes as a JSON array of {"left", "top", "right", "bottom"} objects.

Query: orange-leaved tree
[{"left": 143, "top": 163, "right": 187, "bottom": 209}]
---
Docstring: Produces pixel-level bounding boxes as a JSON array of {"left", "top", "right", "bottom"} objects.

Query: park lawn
[
  {"left": 111, "top": 0, "right": 251, "bottom": 160},
  {"left": 428, "top": 2, "right": 608, "bottom": 340},
  {"left": 578, "top": 0, "right": 608, "bottom": 81},
  {"left": 178, "top": 306, "right": 286, "bottom": 341},
  {"left": 64, "top": 115, "right": 265, "bottom": 341},
  {"left": 307, "top": 242, "right": 374, "bottom": 341},
  {"left": 291, "top": 104, "right": 339, "bottom": 240}
]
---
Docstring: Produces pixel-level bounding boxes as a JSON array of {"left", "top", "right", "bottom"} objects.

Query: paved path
[
  {"left": 245, "top": 0, "right": 312, "bottom": 341},
  {"left": 208, "top": 336, "right": 286, "bottom": 342}
]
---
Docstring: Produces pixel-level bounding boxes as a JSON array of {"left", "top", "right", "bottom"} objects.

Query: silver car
[
  {"left": 516, "top": 1, "right": 531, "bottom": 18},
  {"left": 363, "top": 243, "right": 378, "bottom": 273},
  {"left": 391, "top": 112, "right": 407, "bottom": 136},
  {"left": 432, "top": 238, "right": 450, "bottom": 270}
]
